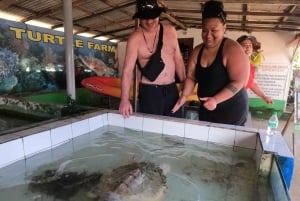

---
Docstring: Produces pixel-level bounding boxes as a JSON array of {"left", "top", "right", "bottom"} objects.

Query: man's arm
[
  {"left": 120, "top": 33, "right": 139, "bottom": 101},
  {"left": 119, "top": 32, "right": 139, "bottom": 118},
  {"left": 172, "top": 27, "right": 186, "bottom": 82}
]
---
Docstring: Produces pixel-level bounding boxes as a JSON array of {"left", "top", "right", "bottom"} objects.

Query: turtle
[
  {"left": 28, "top": 169, "right": 102, "bottom": 200},
  {"left": 87, "top": 161, "right": 168, "bottom": 201}
]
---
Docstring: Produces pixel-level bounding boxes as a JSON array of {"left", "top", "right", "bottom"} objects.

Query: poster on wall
[
  {"left": 248, "top": 63, "right": 291, "bottom": 102},
  {"left": 0, "top": 19, "right": 118, "bottom": 95}
]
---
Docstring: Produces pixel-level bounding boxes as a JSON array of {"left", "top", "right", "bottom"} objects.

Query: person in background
[
  {"left": 119, "top": 0, "right": 186, "bottom": 118},
  {"left": 237, "top": 35, "right": 273, "bottom": 104},
  {"left": 172, "top": 0, "right": 249, "bottom": 126}
]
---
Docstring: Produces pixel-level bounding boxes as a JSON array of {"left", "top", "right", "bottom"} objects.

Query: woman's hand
[
  {"left": 262, "top": 95, "right": 273, "bottom": 105},
  {"left": 199, "top": 97, "right": 217, "bottom": 111}
]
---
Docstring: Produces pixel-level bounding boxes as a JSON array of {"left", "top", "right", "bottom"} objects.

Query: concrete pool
[{"left": 0, "top": 109, "right": 294, "bottom": 201}]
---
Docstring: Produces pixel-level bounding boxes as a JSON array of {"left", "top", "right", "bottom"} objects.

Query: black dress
[{"left": 195, "top": 38, "right": 248, "bottom": 126}]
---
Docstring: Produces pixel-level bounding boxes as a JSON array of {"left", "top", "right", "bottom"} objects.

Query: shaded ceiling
[{"left": 0, "top": 0, "right": 300, "bottom": 42}]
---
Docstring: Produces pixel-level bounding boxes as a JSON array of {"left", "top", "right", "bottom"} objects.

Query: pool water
[{"left": 0, "top": 125, "right": 270, "bottom": 201}]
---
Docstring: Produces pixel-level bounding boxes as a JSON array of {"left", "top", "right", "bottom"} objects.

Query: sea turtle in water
[
  {"left": 28, "top": 169, "right": 102, "bottom": 200},
  {"left": 87, "top": 161, "right": 168, "bottom": 201}
]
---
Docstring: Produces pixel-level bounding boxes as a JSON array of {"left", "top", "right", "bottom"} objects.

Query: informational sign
[
  {"left": 250, "top": 63, "right": 291, "bottom": 101},
  {"left": 295, "top": 76, "right": 300, "bottom": 125}
]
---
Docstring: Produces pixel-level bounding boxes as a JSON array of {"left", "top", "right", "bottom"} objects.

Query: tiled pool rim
[{"left": 0, "top": 109, "right": 294, "bottom": 197}]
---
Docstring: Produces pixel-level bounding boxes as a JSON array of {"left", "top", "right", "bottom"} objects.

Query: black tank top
[{"left": 195, "top": 38, "right": 248, "bottom": 126}]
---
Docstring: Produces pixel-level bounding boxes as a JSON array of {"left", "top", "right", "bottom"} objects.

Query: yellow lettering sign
[
  {"left": 75, "top": 39, "right": 84, "bottom": 48},
  {"left": 9, "top": 26, "right": 115, "bottom": 52}
]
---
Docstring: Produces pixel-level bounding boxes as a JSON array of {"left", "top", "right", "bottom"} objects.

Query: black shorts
[{"left": 138, "top": 82, "right": 182, "bottom": 118}]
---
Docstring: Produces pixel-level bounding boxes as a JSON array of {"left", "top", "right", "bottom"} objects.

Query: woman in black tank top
[{"left": 171, "top": 0, "right": 250, "bottom": 126}]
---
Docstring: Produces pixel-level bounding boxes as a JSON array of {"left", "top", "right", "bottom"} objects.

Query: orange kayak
[
  {"left": 81, "top": 76, "right": 133, "bottom": 100},
  {"left": 81, "top": 76, "right": 198, "bottom": 102}
]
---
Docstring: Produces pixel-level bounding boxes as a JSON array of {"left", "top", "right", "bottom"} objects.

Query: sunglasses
[
  {"left": 140, "top": 3, "right": 156, "bottom": 10},
  {"left": 217, "top": 12, "right": 226, "bottom": 24}
]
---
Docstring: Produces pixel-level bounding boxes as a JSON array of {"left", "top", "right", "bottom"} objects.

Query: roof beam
[
  {"left": 275, "top": 5, "right": 298, "bottom": 29},
  {"left": 0, "top": 0, "right": 17, "bottom": 9},
  {"left": 187, "top": 22, "right": 300, "bottom": 32},
  {"left": 94, "top": 25, "right": 135, "bottom": 37},
  {"left": 177, "top": 17, "right": 300, "bottom": 27},
  {"left": 50, "top": 1, "right": 135, "bottom": 30},
  {"left": 170, "top": 9, "right": 300, "bottom": 18},
  {"left": 165, "top": 0, "right": 300, "bottom": 5},
  {"left": 241, "top": 4, "right": 247, "bottom": 30},
  {"left": 158, "top": 0, "right": 188, "bottom": 30},
  {"left": 72, "top": 1, "right": 135, "bottom": 24}
]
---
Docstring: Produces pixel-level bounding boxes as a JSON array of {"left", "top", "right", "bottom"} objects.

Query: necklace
[{"left": 141, "top": 27, "right": 158, "bottom": 53}]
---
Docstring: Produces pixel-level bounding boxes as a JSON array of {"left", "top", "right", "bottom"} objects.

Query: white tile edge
[{"left": 1, "top": 111, "right": 291, "bottom": 169}]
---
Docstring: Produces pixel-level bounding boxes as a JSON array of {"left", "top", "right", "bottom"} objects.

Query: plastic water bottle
[{"left": 267, "top": 112, "right": 278, "bottom": 135}]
